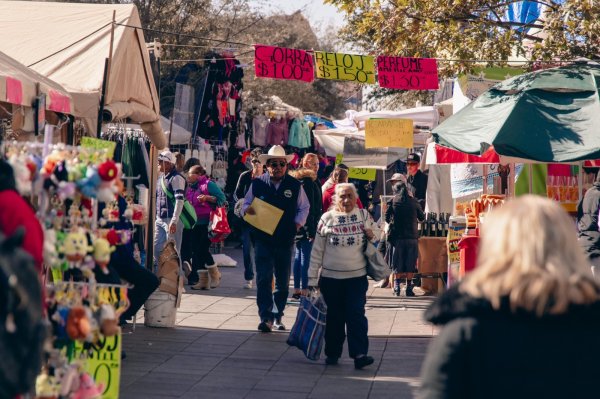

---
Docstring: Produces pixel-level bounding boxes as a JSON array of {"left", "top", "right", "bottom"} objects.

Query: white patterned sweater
[{"left": 308, "top": 208, "right": 380, "bottom": 286}]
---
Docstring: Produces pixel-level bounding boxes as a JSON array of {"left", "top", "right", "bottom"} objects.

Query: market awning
[
  {"left": 0, "top": 50, "right": 73, "bottom": 114},
  {"left": 433, "top": 62, "right": 600, "bottom": 163}
]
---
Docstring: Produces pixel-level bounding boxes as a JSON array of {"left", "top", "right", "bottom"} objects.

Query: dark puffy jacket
[
  {"left": 419, "top": 285, "right": 600, "bottom": 399},
  {"left": 385, "top": 195, "right": 425, "bottom": 240},
  {"left": 577, "top": 183, "right": 600, "bottom": 259},
  {"left": 290, "top": 168, "right": 322, "bottom": 240}
]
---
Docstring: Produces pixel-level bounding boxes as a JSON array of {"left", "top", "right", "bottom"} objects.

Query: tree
[{"left": 326, "top": 0, "right": 600, "bottom": 77}]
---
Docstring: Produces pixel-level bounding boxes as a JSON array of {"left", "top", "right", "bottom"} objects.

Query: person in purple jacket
[{"left": 185, "top": 165, "right": 226, "bottom": 290}]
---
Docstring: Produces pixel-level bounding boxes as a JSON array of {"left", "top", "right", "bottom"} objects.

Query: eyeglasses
[
  {"left": 268, "top": 161, "right": 287, "bottom": 168},
  {"left": 251, "top": 159, "right": 261, "bottom": 164}
]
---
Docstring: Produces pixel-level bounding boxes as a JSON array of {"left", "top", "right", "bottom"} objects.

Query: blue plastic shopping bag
[{"left": 286, "top": 294, "right": 327, "bottom": 361}]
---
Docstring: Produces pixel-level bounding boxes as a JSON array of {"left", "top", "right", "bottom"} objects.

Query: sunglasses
[{"left": 268, "top": 161, "right": 287, "bottom": 168}]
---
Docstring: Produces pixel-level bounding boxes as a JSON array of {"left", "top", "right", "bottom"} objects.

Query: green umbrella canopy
[{"left": 433, "top": 63, "right": 600, "bottom": 163}]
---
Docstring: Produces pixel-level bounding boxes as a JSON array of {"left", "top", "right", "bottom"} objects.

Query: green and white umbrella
[{"left": 433, "top": 62, "right": 600, "bottom": 163}]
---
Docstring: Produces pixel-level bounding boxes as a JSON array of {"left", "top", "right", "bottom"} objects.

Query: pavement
[{"left": 120, "top": 247, "right": 439, "bottom": 398}]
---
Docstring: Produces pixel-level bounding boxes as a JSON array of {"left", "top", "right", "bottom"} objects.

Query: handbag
[
  {"left": 286, "top": 293, "right": 327, "bottom": 361},
  {"left": 359, "top": 209, "right": 389, "bottom": 281},
  {"left": 160, "top": 178, "right": 197, "bottom": 229},
  {"left": 208, "top": 206, "right": 232, "bottom": 243}
]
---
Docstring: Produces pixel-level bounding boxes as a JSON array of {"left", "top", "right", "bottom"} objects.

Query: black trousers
[
  {"left": 320, "top": 275, "right": 369, "bottom": 359},
  {"left": 109, "top": 245, "right": 159, "bottom": 322},
  {"left": 188, "top": 224, "right": 215, "bottom": 282}
]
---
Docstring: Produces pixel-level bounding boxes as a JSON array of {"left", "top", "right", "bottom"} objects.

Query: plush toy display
[
  {"left": 60, "top": 230, "right": 93, "bottom": 268},
  {"left": 71, "top": 373, "right": 104, "bottom": 399},
  {"left": 98, "top": 304, "right": 119, "bottom": 337},
  {"left": 66, "top": 306, "right": 91, "bottom": 341}
]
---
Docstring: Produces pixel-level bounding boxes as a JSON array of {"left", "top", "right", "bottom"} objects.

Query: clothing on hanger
[{"left": 252, "top": 114, "right": 269, "bottom": 146}]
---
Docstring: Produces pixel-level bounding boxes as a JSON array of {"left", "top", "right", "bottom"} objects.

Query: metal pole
[
  {"left": 145, "top": 145, "right": 158, "bottom": 271},
  {"left": 96, "top": 58, "right": 109, "bottom": 137},
  {"left": 168, "top": 108, "right": 174, "bottom": 148}
]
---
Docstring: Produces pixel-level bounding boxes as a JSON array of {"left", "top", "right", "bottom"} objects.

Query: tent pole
[
  {"left": 482, "top": 165, "right": 488, "bottom": 194},
  {"left": 168, "top": 108, "right": 174, "bottom": 148},
  {"left": 96, "top": 58, "right": 109, "bottom": 137},
  {"left": 579, "top": 162, "right": 584, "bottom": 202},
  {"left": 528, "top": 163, "right": 533, "bottom": 194},
  {"left": 146, "top": 145, "right": 158, "bottom": 271}
]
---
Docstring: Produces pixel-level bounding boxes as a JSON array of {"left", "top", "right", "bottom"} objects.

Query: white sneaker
[
  {"left": 412, "top": 286, "right": 427, "bottom": 296},
  {"left": 244, "top": 280, "right": 253, "bottom": 289}
]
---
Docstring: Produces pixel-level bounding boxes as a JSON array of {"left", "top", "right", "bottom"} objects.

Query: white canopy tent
[{"left": 0, "top": 1, "right": 166, "bottom": 148}]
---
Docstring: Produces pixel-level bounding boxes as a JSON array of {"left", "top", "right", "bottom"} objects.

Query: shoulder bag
[
  {"left": 360, "top": 209, "right": 389, "bottom": 281},
  {"left": 160, "top": 177, "right": 197, "bottom": 229}
]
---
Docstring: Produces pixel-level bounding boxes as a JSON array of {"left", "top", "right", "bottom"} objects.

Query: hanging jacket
[
  {"left": 266, "top": 118, "right": 289, "bottom": 146},
  {"left": 252, "top": 114, "right": 269, "bottom": 146},
  {"left": 288, "top": 119, "right": 311, "bottom": 149}
]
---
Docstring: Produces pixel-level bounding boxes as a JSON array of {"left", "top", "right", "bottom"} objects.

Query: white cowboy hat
[{"left": 258, "top": 145, "right": 294, "bottom": 164}]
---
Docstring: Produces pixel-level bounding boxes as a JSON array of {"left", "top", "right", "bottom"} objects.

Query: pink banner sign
[
  {"left": 5, "top": 77, "right": 23, "bottom": 105},
  {"left": 48, "top": 89, "right": 72, "bottom": 114},
  {"left": 377, "top": 56, "right": 439, "bottom": 90},
  {"left": 254, "top": 45, "right": 314, "bottom": 83}
]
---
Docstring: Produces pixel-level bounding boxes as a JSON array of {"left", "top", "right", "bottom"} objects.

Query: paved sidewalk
[{"left": 120, "top": 247, "right": 438, "bottom": 398}]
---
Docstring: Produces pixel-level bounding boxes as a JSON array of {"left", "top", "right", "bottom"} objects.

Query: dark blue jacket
[{"left": 250, "top": 173, "right": 301, "bottom": 246}]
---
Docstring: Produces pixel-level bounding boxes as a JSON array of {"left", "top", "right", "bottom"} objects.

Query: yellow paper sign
[
  {"left": 81, "top": 137, "right": 117, "bottom": 158},
  {"left": 243, "top": 197, "right": 284, "bottom": 235},
  {"left": 335, "top": 154, "right": 377, "bottom": 181},
  {"left": 73, "top": 333, "right": 122, "bottom": 399},
  {"left": 365, "top": 119, "right": 413, "bottom": 148},
  {"left": 314, "top": 51, "right": 375, "bottom": 84}
]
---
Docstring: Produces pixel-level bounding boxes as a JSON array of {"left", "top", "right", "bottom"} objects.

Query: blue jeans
[
  {"left": 320, "top": 276, "right": 369, "bottom": 359},
  {"left": 254, "top": 240, "right": 293, "bottom": 323},
  {"left": 153, "top": 218, "right": 183, "bottom": 272},
  {"left": 293, "top": 239, "right": 312, "bottom": 289},
  {"left": 241, "top": 225, "right": 255, "bottom": 281}
]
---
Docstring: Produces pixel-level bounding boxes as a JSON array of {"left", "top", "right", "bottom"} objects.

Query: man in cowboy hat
[
  {"left": 242, "top": 145, "right": 310, "bottom": 332},
  {"left": 154, "top": 150, "right": 186, "bottom": 270}
]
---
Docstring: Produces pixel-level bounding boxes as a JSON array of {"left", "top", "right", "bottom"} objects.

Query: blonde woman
[
  {"left": 308, "top": 183, "right": 380, "bottom": 369},
  {"left": 419, "top": 196, "right": 600, "bottom": 399}
]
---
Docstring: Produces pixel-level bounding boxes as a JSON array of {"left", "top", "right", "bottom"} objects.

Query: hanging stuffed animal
[
  {"left": 76, "top": 166, "right": 102, "bottom": 199},
  {"left": 92, "top": 238, "right": 115, "bottom": 275},
  {"left": 71, "top": 372, "right": 104, "bottom": 399},
  {"left": 98, "top": 303, "right": 119, "bottom": 337},
  {"left": 60, "top": 230, "right": 93, "bottom": 269},
  {"left": 66, "top": 306, "right": 91, "bottom": 341}
]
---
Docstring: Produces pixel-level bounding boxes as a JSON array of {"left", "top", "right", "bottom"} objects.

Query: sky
[{"left": 249, "top": 0, "right": 346, "bottom": 31}]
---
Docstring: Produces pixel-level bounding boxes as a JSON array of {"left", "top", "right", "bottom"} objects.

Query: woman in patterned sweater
[{"left": 308, "top": 183, "right": 380, "bottom": 369}]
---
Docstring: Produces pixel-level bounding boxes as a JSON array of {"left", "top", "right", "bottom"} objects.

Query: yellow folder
[{"left": 243, "top": 197, "right": 284, "bottom": 235}]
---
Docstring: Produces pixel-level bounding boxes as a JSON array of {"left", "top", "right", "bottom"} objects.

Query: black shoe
[
  {"left": 325, "top": 357, "right": 339, "bottom": 365},
  {"left": 354, "top": 355, "right": 374, "bottom": 370},
  {"left": 393, "top": 286, "right": 400, "bottom": 296},
  {"left": 273, "top": 318, "right": 286, "bottom": 331},
  {"left": 121, "top": 350, "right": 127, "bottom": 360},
  {"left": 406, "top": 287, "right": 415, "bottom": 297},
  {"left": 258, "top": 320, "right": 273, "bottom": 333}
]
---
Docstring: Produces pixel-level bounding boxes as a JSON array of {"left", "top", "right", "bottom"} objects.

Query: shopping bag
[
  {"left": 208, "top": 206, "right": 231, "bottom": 243},
  {"left": 365, "top": 240, "right": 389, "bottom": 281},
  {"left": 286, "top": 294, "right": 327, "bottom": 361}
]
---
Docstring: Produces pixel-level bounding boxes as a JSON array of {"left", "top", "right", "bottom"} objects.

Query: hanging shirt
[
  {"left": 252, "top": 114, "right": 269, "bottom": 146},
  {"left": 266, "top": 118, "right": 289, "bottom": 146},
  {"left": 288, "top": 118, "right": 311, "bottom": 149}
]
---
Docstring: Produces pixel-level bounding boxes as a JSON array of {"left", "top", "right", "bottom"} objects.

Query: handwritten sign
[
  {"left": 365, "top": 119, "right": 413, "bottom": 148},
  {"left": 254, "top": 45, "right": 314, "bottom": 83},
  {"left": 335, "top": 154, "right": 377, "bottom": 181},
  {"left": 314, "top": 52, "right": 375, "bottom": 84},
  {"left": 81, "top": 137, "right": 117, "bottom": 158},
  {"left": 377, "top": 56, "right": 439, "bottom": 90},
  {"left": 73, "top": 333, "right": 122, "bottom": 399},
  {"left": 5, "top": 76, "right": 23, "bottom": 105}
]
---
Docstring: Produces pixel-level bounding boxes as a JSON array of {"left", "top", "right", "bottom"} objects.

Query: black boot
[
  {"left": 406, "top": 279, "right": 415, "bottom": 297},
  {"left": 393, "top": 279, "right": 401, "bottom": 296}
]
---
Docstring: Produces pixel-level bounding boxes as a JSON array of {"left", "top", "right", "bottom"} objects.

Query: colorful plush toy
[
  {"left": 98, "top": 160, "right": 118, "bottom": 182},
  {"left": 60, "top": 230, "right": 93, "bottom": 268},
  {"left": 98, "top": 303, "right": 119, "bottom": 337},
  {"left": 93, "top": 238, "right": 115, "bottom": 274},
  {"left": 76, "top": 166, "right": 101, "bottom": 199},
  {"left": 71, "top": 372, "right": 104, "bottom": 399},
  {"left": 66, "top": 306, "right": 91, "bottom": 341}
]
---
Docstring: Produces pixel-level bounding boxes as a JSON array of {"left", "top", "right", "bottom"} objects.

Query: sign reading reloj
[{"left": 314, "top": 52, "right": 375, "bottom": 84}]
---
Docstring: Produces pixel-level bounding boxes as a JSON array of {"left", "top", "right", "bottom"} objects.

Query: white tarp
[{"left": 0, "top": 1, "right": 166, "bottom": 148}]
